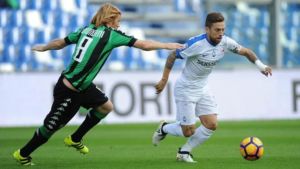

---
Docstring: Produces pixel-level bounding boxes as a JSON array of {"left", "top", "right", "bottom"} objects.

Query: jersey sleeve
[
  {"left": 175, "top": 45, "right": 187, "bottom": 59},
  {"left": 225, "top": 36, "right": 242, "bottom": 53},
  {"left": 111, "top": 30, "right": 137, "bottom": 47},
  {"left": 64, "top": 27, "right": 85, "bottom": 44},
  {"left": 175, "top": 34, "right": 207, "bottom": 59},
  {"left": 175, "top": 40, "right": 199, "bottom": 59}
]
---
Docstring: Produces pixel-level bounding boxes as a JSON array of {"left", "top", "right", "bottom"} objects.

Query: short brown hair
[
  {"left": 205, "top": 12, "right": 224, "bottom": 27},
  {"left": 91, "top": 3, "right": 121, "bottom": 27}
]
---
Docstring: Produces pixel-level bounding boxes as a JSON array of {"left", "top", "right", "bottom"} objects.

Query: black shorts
[
  {"left": 43, "top": 75, "right": 108, "bottom": 131},
  {"left": 54, "top": 75, "right": 109, "bottom": 109}
]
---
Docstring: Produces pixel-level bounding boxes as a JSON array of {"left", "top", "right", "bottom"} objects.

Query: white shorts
[{"left": 175, "top": 90, "right": 218, "bottom": 125}]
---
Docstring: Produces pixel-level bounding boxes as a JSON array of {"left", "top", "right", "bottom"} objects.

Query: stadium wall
[{"left": 0, "top": 70, "right": 299, "bottom": 126}]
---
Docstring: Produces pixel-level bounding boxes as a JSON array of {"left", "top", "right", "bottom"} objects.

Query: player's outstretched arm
[
  {"left": 133, "top": 39, "right": 183, "bottom": 51},
  {"left": 238, "top": 47, "right": 272, "bottom": 77},
  {"left": 32, "top": 39, "right": 68, "bottom": 52},
  {"left": 155, "top": 50, "right": 177, "bottom": 94}
]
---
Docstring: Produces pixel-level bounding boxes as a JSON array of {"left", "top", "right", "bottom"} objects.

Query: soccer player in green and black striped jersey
[{"left": 13, "top": 3, "right": 183, "bottom": 166}]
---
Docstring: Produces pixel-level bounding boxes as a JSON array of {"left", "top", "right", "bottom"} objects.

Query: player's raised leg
[
  {"left": 65, "top": 99, "right": 112, "bottom": 154},
  {"left": 152, "top": 121, "right": 168, "bottom": 146}
]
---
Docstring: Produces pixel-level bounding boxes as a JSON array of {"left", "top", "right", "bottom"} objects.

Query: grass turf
[{"left": 1, "top": 119, "right": 300, "bottom": 169}]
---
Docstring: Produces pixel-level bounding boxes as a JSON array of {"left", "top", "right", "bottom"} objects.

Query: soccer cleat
[
  {"left": 152, "top": 121, "right": 168, "bottom": 146},
  {"left": 64, "top": 136, "right": 89, "bottom": 154},
  {"left": 13, "top": 149, "right": 35, "bottom": 166},
  {"left": 176, "top": 148, "right": 197, "bottom": 163}
]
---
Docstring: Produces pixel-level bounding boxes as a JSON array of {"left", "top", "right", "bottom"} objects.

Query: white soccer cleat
[
  {"left": 176, "top": 148, "right": 197, "bottom": 163},
  {"left": 152, "top": 121, "right": 167, "bottom": 146}
]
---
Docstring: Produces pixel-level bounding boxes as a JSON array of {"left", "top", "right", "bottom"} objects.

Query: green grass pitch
[{"left": 1, "top": 119, "right": 300, "bottom": 169}]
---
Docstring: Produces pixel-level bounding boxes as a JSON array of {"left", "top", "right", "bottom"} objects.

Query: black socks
[{"left": 71, "top": 110, "right": 107, "bottom": 142}]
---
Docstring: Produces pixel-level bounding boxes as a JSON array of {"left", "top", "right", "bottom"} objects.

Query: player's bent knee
[
  {"left": 182, "top": 126, "right": 196, "bottom": 137},
  {"left": 183, "top": 131, "right": 194, "bottom": 137},
  {"left": 205, "top": 123, "right": 218, "bottom": 131},
  {"left": 95, "top": 100, "right": 113, "bottom": 114}
]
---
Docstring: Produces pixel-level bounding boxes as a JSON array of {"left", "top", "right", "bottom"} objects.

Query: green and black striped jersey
[{"left": 63, "top": 24, "right": 137, "bottom": 91}]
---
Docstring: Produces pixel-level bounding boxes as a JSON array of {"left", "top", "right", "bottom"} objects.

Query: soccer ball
[{"left": 240, "top": 136, "right": 264, "bottom": 161}]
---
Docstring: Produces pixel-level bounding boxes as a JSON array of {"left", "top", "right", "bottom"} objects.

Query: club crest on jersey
[{"left": 212, "top": 50, "right": 216, "bottom": 57}]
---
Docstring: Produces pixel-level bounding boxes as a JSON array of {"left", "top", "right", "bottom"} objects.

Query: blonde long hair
[{"left": 91, "top": 3, "right": 121, "bottom": 27}]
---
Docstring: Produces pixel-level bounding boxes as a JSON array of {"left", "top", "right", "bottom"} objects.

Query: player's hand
[
  {"left": 155, "top": 79, "right": 168, "bottom": 94},
  {"left": 261, "top": 66, "right": 272, "bottom": 77},
  {"left": 32, "top": 45, "right": 47, "bottom": 52},
  {"left": 166, "top": 43, "right": 184, "bottom": 50}
]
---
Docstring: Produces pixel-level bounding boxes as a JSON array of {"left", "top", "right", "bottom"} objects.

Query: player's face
[
  {"left": 108, "top": 15, "right": 121, "bottom": 29},
  {"left": 206, "top": 21, "right": 225, "bottom": 44}
]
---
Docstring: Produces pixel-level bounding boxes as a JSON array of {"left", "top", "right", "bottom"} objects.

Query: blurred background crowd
[{"left": 0, "top": 0, "right": 299, "bottom": 72}]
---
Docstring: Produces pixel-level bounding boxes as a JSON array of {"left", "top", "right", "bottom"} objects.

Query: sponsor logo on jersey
[{"left": 196, "top": 59, "right": 218, "bottom": 67}]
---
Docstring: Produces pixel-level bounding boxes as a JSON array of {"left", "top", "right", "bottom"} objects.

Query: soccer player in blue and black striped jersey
[{"left": 13, "top": 3, "right": 183, "bottom": 166}]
